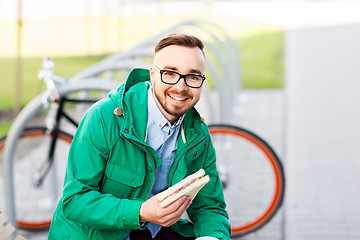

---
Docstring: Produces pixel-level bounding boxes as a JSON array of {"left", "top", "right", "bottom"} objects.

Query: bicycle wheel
[
  {"left": 208, "top": 124, "right": 285, "bottom": 237},
  {"left": 0, "top": 127, "right": 73, "bottom": 230}
]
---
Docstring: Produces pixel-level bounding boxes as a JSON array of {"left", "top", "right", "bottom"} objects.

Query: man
[{"left": 49, "top": 33, "right": 231, "bottom": 240}]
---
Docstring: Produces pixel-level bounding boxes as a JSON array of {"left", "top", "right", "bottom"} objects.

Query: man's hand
[{"left": 139, "top": 195, "right": 192, "bottom": 227}]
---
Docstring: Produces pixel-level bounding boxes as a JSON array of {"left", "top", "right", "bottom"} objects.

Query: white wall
[{"left": 285, "top": 23, "right": 360, "bottom": 239}]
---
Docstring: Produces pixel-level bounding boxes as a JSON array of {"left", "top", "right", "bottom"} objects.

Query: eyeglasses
[{"left": 153, "top": 66, "right": 206, "bottom": 88}]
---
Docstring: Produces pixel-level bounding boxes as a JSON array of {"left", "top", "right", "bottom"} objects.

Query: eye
[
  {"left": 188, "top": 75, "right": 202, "bottom": 81},
  {"left": 163, "top": 71, "right": 176, "bottom": 77}
]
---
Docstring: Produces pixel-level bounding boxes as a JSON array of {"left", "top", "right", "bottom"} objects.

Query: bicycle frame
[{"left": 32, "top": 95, "right": 99, "bottom": 188}]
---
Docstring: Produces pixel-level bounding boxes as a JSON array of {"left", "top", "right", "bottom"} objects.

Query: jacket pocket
[
  {"left": 101, "top": 163, "right": 145, "bottom": 199},
  {"left": 49, "top": 214, "right": 88, "bottom": 240}
]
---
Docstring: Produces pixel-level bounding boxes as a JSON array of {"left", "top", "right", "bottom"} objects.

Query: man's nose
[{"left": 174, "top": 76, "right": 189, "bottom": 90}]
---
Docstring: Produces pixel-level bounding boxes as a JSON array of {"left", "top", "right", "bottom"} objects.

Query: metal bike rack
[
  {"left": 71, "top": 19, "right": 242, "bottom": 124},
  {"left": 2, "top": 19, "right": 241, "bottom": 235}
]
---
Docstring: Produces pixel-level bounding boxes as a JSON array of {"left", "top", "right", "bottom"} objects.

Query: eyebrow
[{"left": 162, "top": 65, "right": 203, "bottom": 75}]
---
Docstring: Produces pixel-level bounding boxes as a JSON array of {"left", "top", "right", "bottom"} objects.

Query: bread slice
[{"left": 156, "top": 169, "right": 210, "bottom": 208}]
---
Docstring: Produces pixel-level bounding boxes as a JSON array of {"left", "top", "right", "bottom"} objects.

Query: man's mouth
[{"left": 168, "top": 94, "right": 188, "bottom": 101}]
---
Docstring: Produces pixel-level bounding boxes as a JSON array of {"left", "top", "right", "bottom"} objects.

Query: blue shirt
[
  {"left": 146, "top": 87, "right": 184, "bottom": 237},
  {"left": 124, "top": 87, "right": 183, "bottom": 240}
]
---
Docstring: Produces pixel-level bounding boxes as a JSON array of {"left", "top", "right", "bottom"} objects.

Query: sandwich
[{"left": 156, "top": 169, "right": 210, "bottom": 208}]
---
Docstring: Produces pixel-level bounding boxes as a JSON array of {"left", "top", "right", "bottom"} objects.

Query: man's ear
[{"left": 149, "top": 66, "right": 155, "bottom": 84}]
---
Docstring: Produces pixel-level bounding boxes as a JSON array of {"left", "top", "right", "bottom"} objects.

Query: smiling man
[
  {"left": 48, "top": 33, "right": 231, "bottom": 240},
  {"left": 150, "top": 42, "right": 206, "bottom": 123}
]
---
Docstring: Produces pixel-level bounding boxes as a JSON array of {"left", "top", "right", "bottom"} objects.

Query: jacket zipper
[
  {"left": 120, "top": 135, "right": 156, "bottom": 199},
  {"left": 169, "top": 134, "right": 206, "bottom": 186}
]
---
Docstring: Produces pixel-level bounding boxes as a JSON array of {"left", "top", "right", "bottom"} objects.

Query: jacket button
[
  {"left": 193, "top": 152, "right": 198, "bottom": 157},
  {"left": 114, "top": 107, "right": 123, "bottom": 116},
  {"left": 124, "top": 129, "right": 129, "bottom": 133},
  {"left": 204, "top": 142, "right": 207, "bottom": 147}
]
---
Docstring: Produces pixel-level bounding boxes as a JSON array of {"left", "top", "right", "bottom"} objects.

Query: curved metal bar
[{"left": 72, "top": 59, "right": 151, "bottom": 81}]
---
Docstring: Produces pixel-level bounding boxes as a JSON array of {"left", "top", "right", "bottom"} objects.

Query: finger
[
  {"left": 185, "top": 196, "right": 193, "bottom": 209},
  {"left": 155, "top": 196, "right": 194, "bottom": 227},
  {"left": 161, "top": 196, "right": 191, "bottom": 225},
  {"left": 177, "top": 196, "right": 192, "bottom": 212},
  {"left": 166, "top": 196, "right": 189, "bottom": 213}
]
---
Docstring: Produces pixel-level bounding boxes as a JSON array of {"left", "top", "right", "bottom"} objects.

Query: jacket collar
[{"left": 109, "top": 68, "right": 151, "bottom": 109}]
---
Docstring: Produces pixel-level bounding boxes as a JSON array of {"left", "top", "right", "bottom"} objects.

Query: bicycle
[
  {"left": 1, "top": 59, "right": 285, "bottom": 238},
  {"left": 1, "top": 57, "right": 119, "bottom": 230}
]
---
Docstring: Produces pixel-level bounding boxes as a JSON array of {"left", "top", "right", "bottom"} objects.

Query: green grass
[
  {"left": 239, "top": 29, "right": 284, "bottom": 89},
  {"left": 0, "top": 120, "right": 12, "bottom": 138},
  {"left": 0, "top": 55, "right": 106, "bottom": 111}
]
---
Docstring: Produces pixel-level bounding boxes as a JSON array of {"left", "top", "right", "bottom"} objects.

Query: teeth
[{"left": 170, "top": 95, "right": 186, "bottom": 101}]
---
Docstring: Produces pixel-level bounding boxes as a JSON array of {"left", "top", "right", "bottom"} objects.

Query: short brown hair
[{"left": 154, "top": 33, "right": 205, "bottom": 56}]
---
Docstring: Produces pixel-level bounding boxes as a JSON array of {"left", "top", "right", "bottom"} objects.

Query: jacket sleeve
[
  {"left": 60, "top": 104, "right": 144, "bottom": 230},
  {"left": 186, "top": 133, "right": 231, "bottom": 240}
]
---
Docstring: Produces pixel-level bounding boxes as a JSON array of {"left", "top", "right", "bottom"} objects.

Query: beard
[{"left": 153, "top": 88, "right": 198, "bottom": 118}]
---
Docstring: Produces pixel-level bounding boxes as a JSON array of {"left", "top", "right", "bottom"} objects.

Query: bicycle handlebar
[{"left": 38, "top": 57, "right": 67, "bottom": 108}]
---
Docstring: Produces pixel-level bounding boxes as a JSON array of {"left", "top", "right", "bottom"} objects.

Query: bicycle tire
[
  {"left": 208, "top": 124, "right": 285, "bottom": 237},
  {"left": 0, "top": 127, "right": 73, "bottom": 230}
]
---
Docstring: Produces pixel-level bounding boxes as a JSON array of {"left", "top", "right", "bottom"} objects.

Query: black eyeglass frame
[{"left": 153, "top": 66, "right": 206, "bottom": 88}]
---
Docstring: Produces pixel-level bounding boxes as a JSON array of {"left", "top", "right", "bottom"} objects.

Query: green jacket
[{"left": 48, "top": 68, "right": 230, "bottom": 239}]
